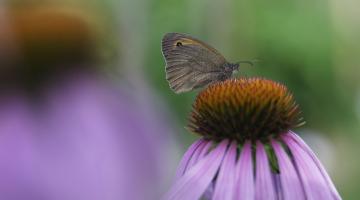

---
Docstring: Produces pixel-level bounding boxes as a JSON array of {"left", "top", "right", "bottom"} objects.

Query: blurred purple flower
[
  {"left": 0, "top": 72, "right": 175, "bottom": 200},
  {"left": 0, "top": 4, "right": 178, "bottom": 199},
  {"left": 164, "top": 78, "right": 341, "bottom": 200}
]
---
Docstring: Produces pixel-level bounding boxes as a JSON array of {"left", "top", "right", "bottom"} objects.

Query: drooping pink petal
[
  {"left": 163, "top": 140, "right": 228, "bottom": 200},
  {"left": 272, "top": 174, "right": 282, "bottom": 199},
  {"left": 271, "top": 139, "right": 305, "bottom": 200},
  {"left": 282, "top": 133, "right": 338, "bottom": 199},
  {"left": 175, "top": 139, "right": 206, "bottom": 180},
  {"left": 0, "top": 96, "right": 41, "bottom": 200},
  {"left": 185, "top": 140, "right": 213, "bottom": 173},
  {"left": 255, "top": 141, "right": 276, "bottom": 200},
  {"left": 286, "top": 132, "right": 341, "bottom": 200},
  {"left": 212, "top": 141, "right": 237, "bottom": 200},
  {"left": 235, "top": 141, "right": 255, "bottom": 200},
  {"left": 203, "top": 182, "right": 215, "bottom": 200}
]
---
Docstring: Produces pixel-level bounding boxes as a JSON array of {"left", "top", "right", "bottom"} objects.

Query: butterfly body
[{"left": 161, "top": 32, "right": 239, "bottom": 93}]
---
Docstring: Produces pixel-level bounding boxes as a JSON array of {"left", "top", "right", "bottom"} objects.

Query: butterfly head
[{"left": 224, "top": 62, "right": 240, "bottom": 72}]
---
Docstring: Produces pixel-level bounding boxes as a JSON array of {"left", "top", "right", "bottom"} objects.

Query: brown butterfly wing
[{"left": 161, "top": 33, "right": 229, "bottom": 93}]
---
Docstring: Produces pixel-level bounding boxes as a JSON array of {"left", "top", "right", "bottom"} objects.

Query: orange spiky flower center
[{"left": 188, "top": 78, "right": 303, "bottom": 143}]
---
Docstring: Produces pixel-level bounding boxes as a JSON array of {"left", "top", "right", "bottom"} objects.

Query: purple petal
[
  {"left": 255, "top": 141, "right": 276, "bottom": 200},
  {"left": 185, "top": 140, "right": 213, "bottom": 173},
  {"left": 282, "top": 133, "right": 340, "bottom": 199},
  {"left": 235, "top": 141, "right": 255, "bottom": 200},
  {"left": 0, "top": 96, "right": 41, "bottom": 199},
  {"left": 163, "top": 140, "right": 228, "bottom": 200},
  {"left": 175, "top": 139, "right": 206, "bottom": 180},
  {"left": 203, "top": 182, "right": 215, "bottom": 200},
  {"left": 271, "top": 139, "right": 305, "bottom": 200},
  {"left": 282, "top": 138, "right": 331, "bottom": 199},
  {"left": 272, "top": 174, "right": 282, "bottom": 199},
  {"left": 0, "top": 75, "right": 177, "bottom": 200},
  {"left": 212, "top": 141, "right": 237, "bottom": 200}
]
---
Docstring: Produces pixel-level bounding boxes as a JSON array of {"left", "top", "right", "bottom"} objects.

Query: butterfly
[{"left": 161, "top": 32, "right": 253, "bottom": 94}]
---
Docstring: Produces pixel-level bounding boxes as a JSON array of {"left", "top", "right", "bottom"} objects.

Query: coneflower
[
  {"left": 0, "top": 6, "right": 174, "bottom": 199},
  {"left": 164, "top": 78, "right": 341, "bottom": 200}
]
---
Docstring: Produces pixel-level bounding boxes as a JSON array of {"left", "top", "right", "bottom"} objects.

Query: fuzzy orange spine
[{"left": 188, "top": 78, "right": 303, "bottom": 143}]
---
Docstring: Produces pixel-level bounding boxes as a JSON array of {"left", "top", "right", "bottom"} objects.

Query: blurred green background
[{"left": 2, "top": 0, "right": 360, "bottom": 198}]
